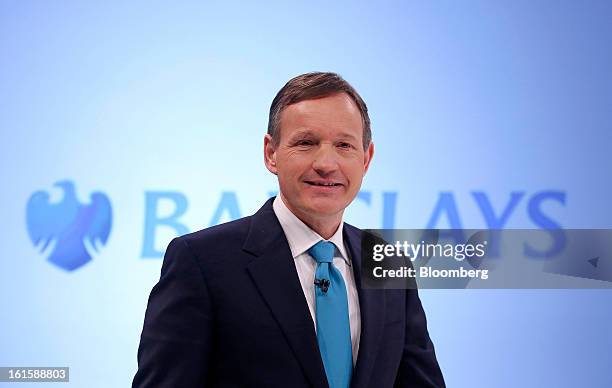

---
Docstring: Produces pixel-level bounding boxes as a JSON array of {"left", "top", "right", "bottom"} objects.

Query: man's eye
[
  {"left": 338, "top": 142, "right": 353, "bottom": 149},
  {"left": 296, "top": 140, "right": 314, "bottom": 146}
]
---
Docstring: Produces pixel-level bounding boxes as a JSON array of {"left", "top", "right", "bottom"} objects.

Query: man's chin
[{"left": 301, "top": 199, "right": 347, "bottom": 218}]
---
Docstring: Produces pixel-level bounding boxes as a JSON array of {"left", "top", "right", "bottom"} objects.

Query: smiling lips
[{"left": 304, "top": 180, "right": 344, "bottom": 188}]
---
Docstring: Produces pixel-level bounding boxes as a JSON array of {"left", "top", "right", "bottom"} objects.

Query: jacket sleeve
[
  {"left": 132, "top": 236, "right": 214, "bottom": 388},
  {"left": 394, "top": 288, "right": 446, "bottom": 388}
]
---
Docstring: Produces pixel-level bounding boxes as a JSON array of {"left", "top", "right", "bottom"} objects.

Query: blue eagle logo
[{"left": 26, "top": 180, "right": 112, "bottom": 271}]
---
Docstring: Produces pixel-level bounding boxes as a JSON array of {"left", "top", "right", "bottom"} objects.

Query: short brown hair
[{"left": 267, "top": 72, "right": 371, "bottom": 150}]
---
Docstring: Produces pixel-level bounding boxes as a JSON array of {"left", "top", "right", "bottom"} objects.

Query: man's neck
[{"left": 279, "top": 194, "right": 342, "bottom": 240}]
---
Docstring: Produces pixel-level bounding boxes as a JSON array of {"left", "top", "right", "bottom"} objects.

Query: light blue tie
[{"left": 308, "top": 240, "right": 353, "bottom": 388}]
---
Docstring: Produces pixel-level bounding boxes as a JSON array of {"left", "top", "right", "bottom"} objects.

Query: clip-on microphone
[{"left": 314, "top": 278, "right": 330, "bottom": 293}]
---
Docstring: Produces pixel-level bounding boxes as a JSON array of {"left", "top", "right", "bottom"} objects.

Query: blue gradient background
[{"left": 1, "top": 1, "right": 611, "bottom": 387}]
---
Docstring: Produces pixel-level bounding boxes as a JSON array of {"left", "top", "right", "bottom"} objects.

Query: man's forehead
[
  {"left": 285, "top": 93, "right": 360, "bottom": 115},
  {"left": 279, "top": 94, "right": 363, "bottom": 136}
]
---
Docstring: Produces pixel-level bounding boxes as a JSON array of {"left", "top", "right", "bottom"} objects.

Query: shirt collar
[{"left": 273, "top": 195, "right": 350, "bottom": 265}]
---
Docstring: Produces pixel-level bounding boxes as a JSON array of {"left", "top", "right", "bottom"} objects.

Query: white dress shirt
[{"left": 273, "top": 196, "right": 361, "bottom": 366}]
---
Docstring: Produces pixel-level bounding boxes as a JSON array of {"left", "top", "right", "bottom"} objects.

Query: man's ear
[
  {"left": 363, "top": 141, "right": 374, "bottom": 176},
  {"left": 263, "top": 134, "right": 278, "bottom": 175}
]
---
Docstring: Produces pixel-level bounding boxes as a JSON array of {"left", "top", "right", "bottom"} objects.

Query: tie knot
[{"left": 308, "top": 240, "right": 335, "bottom": 263}]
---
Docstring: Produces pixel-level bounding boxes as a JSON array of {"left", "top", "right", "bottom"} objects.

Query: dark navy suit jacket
[{"left": 133, "top": 198, "right": 445, "bottom": 387}]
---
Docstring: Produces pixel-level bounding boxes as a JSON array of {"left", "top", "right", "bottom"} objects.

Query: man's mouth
[{"left": 304, "top": 181, "right": 343, "bottom": 187}]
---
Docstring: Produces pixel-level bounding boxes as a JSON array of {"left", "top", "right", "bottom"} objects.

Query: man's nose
[{"left": 311, "top": 144, "right": 339, "bottom": 174}]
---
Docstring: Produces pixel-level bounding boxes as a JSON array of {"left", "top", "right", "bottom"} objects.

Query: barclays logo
[
  {"left": 26, "top": 180, "right": 112, "bottom": 271},
  {"left": 24, "top": 180, "right": 567, "bottom": 271}
]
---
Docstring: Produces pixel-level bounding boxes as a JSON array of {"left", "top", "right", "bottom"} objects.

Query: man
[{"left": 133, "top": 72, "right": 445, "bottom": 387}]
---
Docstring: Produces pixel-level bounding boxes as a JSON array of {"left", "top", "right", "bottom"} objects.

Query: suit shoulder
[{"left": 179, "top": 216, "right": 252, "bottom": 253}]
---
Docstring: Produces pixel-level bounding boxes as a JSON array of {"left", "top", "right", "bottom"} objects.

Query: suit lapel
[
  {"left": 344, "top": 225, "right": 386, "bottom": 388},
  {"left": 244, "top": 199, "right": 328, "bottom": 388}
]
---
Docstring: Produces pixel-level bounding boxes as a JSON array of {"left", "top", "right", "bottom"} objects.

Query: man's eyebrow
[
  {"left": 337, "top": 132, "right": 359, "bottom": 142},
  {"left": 287, "top": 129, "right": 359, "bottom": 142},
  {"left": 288, "top": 129, "right": 316, "bottom": 139}
]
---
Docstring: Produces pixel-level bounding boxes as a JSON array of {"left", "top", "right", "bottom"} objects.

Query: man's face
[{"left": 264, "top": 92, "right": 374, "bottom": 223}]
